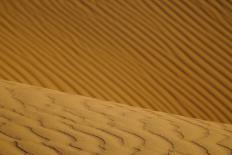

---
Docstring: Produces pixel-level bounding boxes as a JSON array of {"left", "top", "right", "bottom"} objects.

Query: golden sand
[
  {"left": 0, "top": 0, "right": 232, "bottom": 154},
  {"left": 0, "top": 0, "right": 231, "bottom": 123},
  {"left": 0, "top": 80, "right": 231, "bottom": 155}
]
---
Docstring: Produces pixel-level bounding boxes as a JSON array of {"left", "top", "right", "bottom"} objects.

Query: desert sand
[
  {"left": 0, "top": 0, "right": 231, "bottom": 123},
  {"left": 0, "top": 0, "right": 232, "bottom": 154},
  {"left": 0, "top": 80, "right": 231, "bottom": 155}
]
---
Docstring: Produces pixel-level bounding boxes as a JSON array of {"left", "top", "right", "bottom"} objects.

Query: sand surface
[
  {"left": 0, "top": 1, "right": 232, "bottom": 154},
  {"left": 0, "top": 0, "right": 231, "bottom": 123},
  {"left": 0, "top": 80, "right": 231, "bottom": 155}
]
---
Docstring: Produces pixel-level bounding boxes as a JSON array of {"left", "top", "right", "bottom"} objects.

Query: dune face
[
  {"left": 0, "top": 0, "right": 231, "bottom": 123},
  {"left": 0, "top": 1, "right": 232, "bottom": 154},
  {"left": 0, "top": 80, "right": 231, "bottom": 155}
]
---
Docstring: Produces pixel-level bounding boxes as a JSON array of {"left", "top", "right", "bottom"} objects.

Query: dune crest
[
  {"left": 0, "top": 0, "right": 231, "bottom": 123},
  {"left": 0, "top": 80, "right": 231, "bottom": 155}
]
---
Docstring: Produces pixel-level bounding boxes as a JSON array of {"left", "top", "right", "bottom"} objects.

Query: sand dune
[
  {"left": 0, "top": 0, "right": 232, "bottom": 154},
  {"left": 0, "top": 80, "right": 231, "bottom": 155},
  {"left": 0, "top": 0, "right": 231, "bottom": 123}
]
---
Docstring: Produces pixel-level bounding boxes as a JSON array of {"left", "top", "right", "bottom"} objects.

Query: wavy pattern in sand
[
  {"left": 0, "top": 80, "right": 232, "bottom": 155},
  {"left": 0, "top": 0, "right": 231, "bottom": 123}
]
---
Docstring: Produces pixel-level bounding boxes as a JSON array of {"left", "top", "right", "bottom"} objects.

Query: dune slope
[
  {"left": 0, "top": 80, "right": 232, "bottom": 155},
  {"left": 0, "top": 0, "right": 232, "bottom": 123}
]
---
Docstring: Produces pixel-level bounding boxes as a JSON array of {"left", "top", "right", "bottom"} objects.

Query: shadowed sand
[
  {"left": 0, "top": 0, "right": 231, "bottom": 123},
  {"left": 0, "top": 80, "right": 232, "bottom": 155}
]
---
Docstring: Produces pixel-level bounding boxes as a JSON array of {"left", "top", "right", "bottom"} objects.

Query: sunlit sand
[{"left": 0, "top": 0, "right": 231, "bottom": 154}]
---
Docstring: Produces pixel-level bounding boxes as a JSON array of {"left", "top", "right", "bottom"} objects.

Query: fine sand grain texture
[
  {"left": 0, "top": 80, "right": 232, "bottom": 155},
  {"left": 0, "top": 0, "right": 232, "bottom": 123}
]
